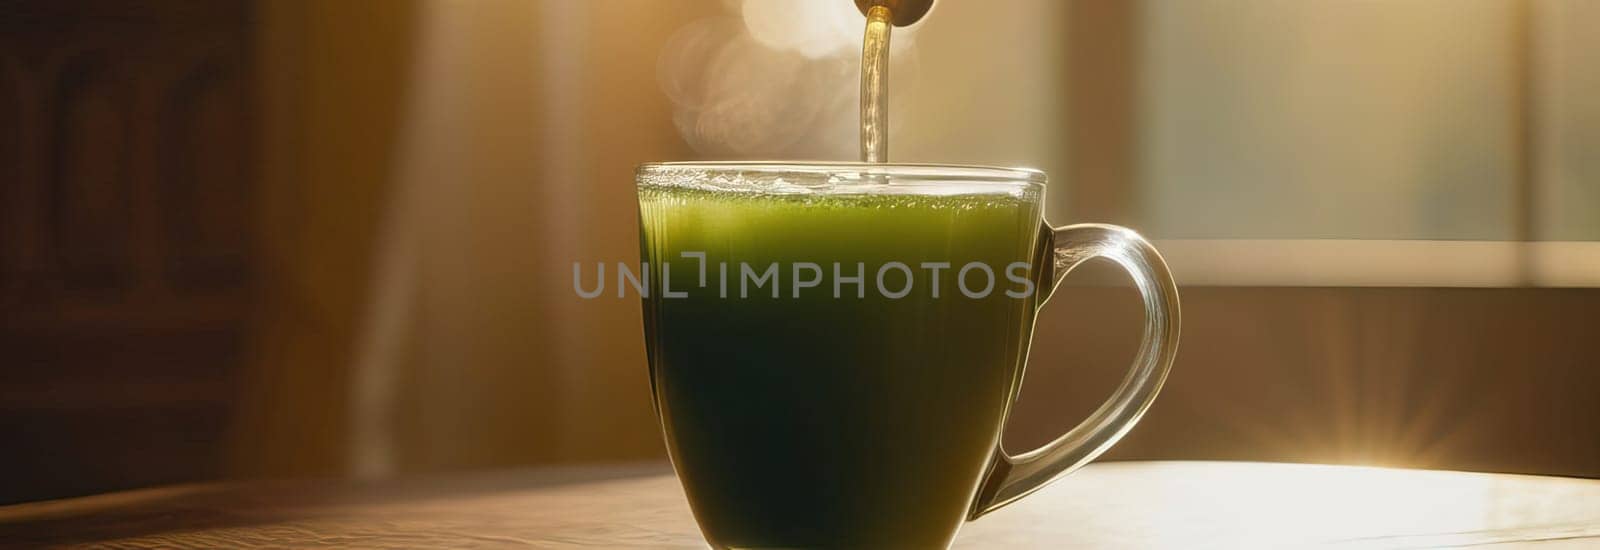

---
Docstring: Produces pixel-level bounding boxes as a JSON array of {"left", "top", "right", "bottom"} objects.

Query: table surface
[{"left": 2, "top": 461, "right": 1598, "bottom": 548}]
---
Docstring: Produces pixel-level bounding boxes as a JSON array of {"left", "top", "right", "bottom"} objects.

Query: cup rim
[{"left": 637, "top": 161, "right": 1047, "bottom": 189}]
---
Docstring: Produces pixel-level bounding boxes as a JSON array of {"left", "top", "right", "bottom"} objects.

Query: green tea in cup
[{"left": 637, "top": 162, "right": 1180, "bottom": 549}]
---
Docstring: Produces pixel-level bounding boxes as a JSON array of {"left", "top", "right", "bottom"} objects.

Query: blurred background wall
[
  {"left": 1, "top": 0, "right": 1596, "bottom": 504},
  {"left": 1, "top": 1, "right": 263, "bottom": 504}
]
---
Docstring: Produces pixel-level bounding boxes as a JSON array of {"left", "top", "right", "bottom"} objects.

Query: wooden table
[{"left": 3, "top": 461, "right": 1597, "bottom": 548}]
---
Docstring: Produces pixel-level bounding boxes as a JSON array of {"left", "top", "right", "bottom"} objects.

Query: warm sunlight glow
[
  {"left": 1125, "top": 462, "right": 1600, "bottom": 548},
  {"left": 741, "top": 0, "right": 861, "bottom": 59},
  {"left": 968, "top": 462, "right": 1600, "bottom": 547},
  {"left": 656, "top": 0, "right": 917, "bottom": 159}
]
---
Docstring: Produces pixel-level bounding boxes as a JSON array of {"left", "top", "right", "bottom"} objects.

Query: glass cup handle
[{"left": 969, "top": 223, "right": 1181, "bottom": 519}]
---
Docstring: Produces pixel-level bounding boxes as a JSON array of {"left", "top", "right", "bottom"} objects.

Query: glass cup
[{"left": 637, "top": 162, "right": 1179, "bottom": 549}]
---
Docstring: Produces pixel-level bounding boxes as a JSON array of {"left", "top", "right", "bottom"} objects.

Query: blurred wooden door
[{"left": 0, "top": 1, "right": 256, "bottom": 504}]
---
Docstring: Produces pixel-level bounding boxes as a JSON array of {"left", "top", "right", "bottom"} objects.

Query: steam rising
[{"left": 658, "top": 0, "right": 917, "bottom": 159}]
